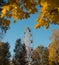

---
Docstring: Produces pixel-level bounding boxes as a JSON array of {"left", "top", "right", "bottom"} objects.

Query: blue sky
[{"left": 2, "top": 11, "right": 59, "bottom": 56}]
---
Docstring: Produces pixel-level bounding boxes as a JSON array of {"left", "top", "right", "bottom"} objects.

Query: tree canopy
[
  {"left": 0, "top": 0, "right": 59, "bottom": 30},
  {"left": 48, "top": 29, "right": 59, "bottom": 65},
  {"left": 13, "top": 39, "right": 26, "bottom": 65},
  {"left": 0, "top": 42, "right": 11, "bottom": 65}
]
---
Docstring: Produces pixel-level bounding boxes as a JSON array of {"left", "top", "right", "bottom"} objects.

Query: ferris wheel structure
[{"left": 23, "top": 27, "right": 34, "bottom": 65}]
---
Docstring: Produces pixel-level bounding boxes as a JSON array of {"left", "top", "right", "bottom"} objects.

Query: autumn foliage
[{"left": 0, "top": 0, "right": 59, "bottom": 30}]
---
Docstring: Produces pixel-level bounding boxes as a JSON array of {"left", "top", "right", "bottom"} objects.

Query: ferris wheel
[{"left": 23, "top": 27, "right": 33, "bottom": 65}]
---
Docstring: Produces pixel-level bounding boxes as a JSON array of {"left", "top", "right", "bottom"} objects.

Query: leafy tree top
[{"left": 0, "top": 0, "right": 59, "bottom": 29}]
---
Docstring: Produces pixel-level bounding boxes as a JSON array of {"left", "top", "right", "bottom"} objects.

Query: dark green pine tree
[
  {"left": 0, "top": 42, "right": 11, "bottom": 65},
  {"left": 13, "top": 39, "right": 27, "bottom": 65}
]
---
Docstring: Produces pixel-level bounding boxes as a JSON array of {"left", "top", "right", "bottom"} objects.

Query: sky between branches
[{"left": 2, "top": 11, "right": 59, "bottom": 56}]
